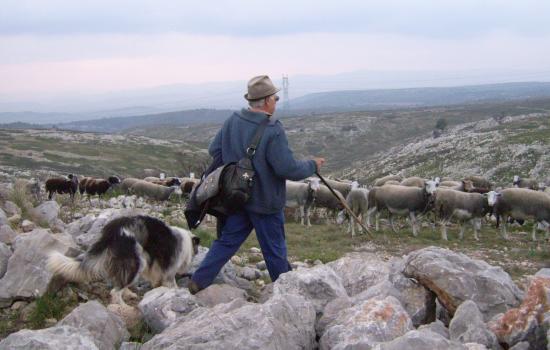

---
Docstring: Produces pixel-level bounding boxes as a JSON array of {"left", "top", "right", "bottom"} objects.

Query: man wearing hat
[{"left": 188, "top": 75, "right": 324, "bottom": 293}]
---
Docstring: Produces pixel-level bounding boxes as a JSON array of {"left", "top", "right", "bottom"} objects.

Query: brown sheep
[{"left": 45, "top": 174, "right": 79, "bottom": 200}]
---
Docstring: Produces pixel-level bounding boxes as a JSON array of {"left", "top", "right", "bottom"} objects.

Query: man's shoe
[{"left": 188, "top": 280, "right": 202, "bottom": 295}]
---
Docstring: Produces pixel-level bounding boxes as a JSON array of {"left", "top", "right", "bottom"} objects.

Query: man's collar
[{"left": 240, "top": 108, "right": 277, "bottom": 124}]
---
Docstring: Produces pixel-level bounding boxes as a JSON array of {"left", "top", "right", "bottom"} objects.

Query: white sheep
[
  {"left": 130, "top": 180, "right": 176, "bottom": 201},
  {"left": 488, "top": 188, "right": 550, "bottom": 241}
]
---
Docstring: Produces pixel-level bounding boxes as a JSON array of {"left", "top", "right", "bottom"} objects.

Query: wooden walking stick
[{"left": 315, "top": 171, "right": 374, "bottom": 238}]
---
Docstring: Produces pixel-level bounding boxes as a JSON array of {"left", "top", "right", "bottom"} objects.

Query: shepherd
[{"left": 188, "top": 75, "right": 325, "bottom": 294}]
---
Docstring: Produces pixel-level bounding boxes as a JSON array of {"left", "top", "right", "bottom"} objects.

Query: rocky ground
[{"left": 0, "top": 178, "right": 548, "bottom": 349}]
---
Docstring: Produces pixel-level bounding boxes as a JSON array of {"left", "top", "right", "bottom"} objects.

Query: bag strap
[{"left": 245, "top": 117, "right": 270, "bottom": 159}]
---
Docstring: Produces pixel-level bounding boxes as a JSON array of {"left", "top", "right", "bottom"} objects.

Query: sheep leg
[
  {"left": 375, "top": 212, "right": 380, "bottom": 231},
  {"left": 410, "top": 212, "right": 418, "bottom": 237},
  {"left": 366, "top": 207, "right": 376, "bottom": 228},
  {"left": 299, "top": 206, "right": 305, "bottom": 226},
  {"left": 305, "top": 206, "right": 312, "bottom": 227},
  {"left": 389, "top": 214, "right": 399, "bottom": 234},
  {"left": 532, "top": 223, "right": 538, "bottom": 242},
  {"left": 500, "top": 216, "right": 509, "bottom": 240},
  {"left": 472, "top": 219, "right": 480, "bottom": 241},
  {"left": 458, "top": 223, "right": 465, "bottom": 240},
  {"left": 440, "top": 220, "right": 448, "bottom": 241}
]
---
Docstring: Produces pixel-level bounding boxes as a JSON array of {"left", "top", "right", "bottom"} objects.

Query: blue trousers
[{"left": 191, "top": 210, "right": 291, "bottom": 289}]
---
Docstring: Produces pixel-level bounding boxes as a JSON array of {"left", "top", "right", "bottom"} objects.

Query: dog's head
[{"left": 171, "top": 226, "right": 201, "bottom": 256}]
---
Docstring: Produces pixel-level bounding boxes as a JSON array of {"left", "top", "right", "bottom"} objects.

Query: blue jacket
[{"left": 209, "top": 108, "right": 317, "bottom": 214}]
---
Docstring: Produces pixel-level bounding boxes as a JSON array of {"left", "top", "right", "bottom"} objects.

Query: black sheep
[{"left": 45, "top": 174, "right": 79, "bottom": 200}]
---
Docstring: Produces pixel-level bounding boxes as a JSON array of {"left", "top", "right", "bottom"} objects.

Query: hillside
[
  {"left": 128, "top": 97, "right": 550, "bottom": 176},
  {"left": 0, "top": 129, "right": 209, "bottom": 179},
  {"left": 289, "top": 82, "right": 550, "bottom": 112},
  {"left": 339, "top": 113, "right": 550, "bottom": 186}
]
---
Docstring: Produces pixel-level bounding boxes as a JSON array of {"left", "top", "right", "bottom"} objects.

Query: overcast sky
[{"left": 2, "top": 0, "right": 550, "bottom": 101}]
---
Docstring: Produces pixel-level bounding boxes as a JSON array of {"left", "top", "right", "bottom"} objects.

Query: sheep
[
  {"left": 488, "top": 188, "right": 550, "bottom": 241},
  {"left": 513, "top": 175, "right": 539, "bottom": 190},
  {"left": 151, "top": 177, "right": 182, "bottom": 187},
  {"left": 367, "top": 181, "right": 438, "bottom": 237},
  {"left": 285, "top": 179, "right": 320, "bottom": 226},
  {"left": 439, "top": 180, "right": 461, "bottom": 188},
  {"left": 309, "top": 177, "right": 353, "bottom": 198},
  {"left": 120, "top": 178, "right": 140, "bottom": 193},
  {"left": 310, "top": 185, "right": 345, "bottom": 223},
  {"left": 438, "top": 179, "right": 474, "bottom": 192},
  {"left": 383, "top": 180, "right": 401, "bottom": 186},
  {"left": 130, "top": 180, "right": 176, "bottom": 201},
  {"left": 180, "top": 177, "right": 200, "bottom": 195},
  {"left": 336, "top": 188, "right": 369, "bottom": 237},
  {"left": 144, "top": 176, "right": 161, "bottom": 182},
  {"left": 78, "top": 176, "right": 92, "bottom": 195},
  {"left": 463, "top": 176, "right": 493, "bottom": 190},
  {"left": 45, "top": 174, "right": 79, "bottom": 200},
  {"left": 83, "top": 176, "right": 121, "bottom": 199},
  {"left": 433, "top": 188, "right": 491, "bottom": 241},
  {"left": 400, "top": 177, "right": 426, "bottom": 188},
  {"left": 374, "top": 174, "right": 403, "bottom": 187}
]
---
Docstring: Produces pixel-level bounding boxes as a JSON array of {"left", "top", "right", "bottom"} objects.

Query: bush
[{"left": 435, "top": 118, "right": 447, "bottom": 131}]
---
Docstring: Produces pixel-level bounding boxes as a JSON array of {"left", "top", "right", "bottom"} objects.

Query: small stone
[
  {"left": 21, "top": 219, "right": 36, "bottom": 232},
  {"left": 3, "top": 201, "right": 21, "bottom": 216},
  {"left": 19, "top": 301, "right": 37, "bottom": 322},
  {"left": 240, "top": 266, "right": 260, "bottom": 281},
  {"left": 256, "top": 260, "right": 267, "bottom": 270},
  {"left": 44, "top": 318, "right": 57, "bottom": 327},
  {"left": 0, "top": 224, "right": 17, "bottom": 244},
  {"left": 11, "top": 301, "right": 28, "bottom": 311},
  {"left": 230, "top": 255, "right": 243, "bottom": 266},
  {"left": 8, "top": 214, "right": 21, "bottom": 227},
  {"left": 313, "top": 259, "right": 323, "bottom": 266},
  {"left": 249, "top": 247, "right": 261, "bottom": 254}
]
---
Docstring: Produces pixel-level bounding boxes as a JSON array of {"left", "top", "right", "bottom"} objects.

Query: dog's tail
[{"left": 47, "top": 251, "right": 105, "bottom": 283}]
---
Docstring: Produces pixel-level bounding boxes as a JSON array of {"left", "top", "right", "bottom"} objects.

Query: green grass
[
  {"left": 195, "top": 219, "right": 548, "bottom": 280},
  {"left": 128, "top": 320, "right": 154, "bottom": 344},
  {"left": 28, "top": 293, "right": 76, "bottom": 329}
]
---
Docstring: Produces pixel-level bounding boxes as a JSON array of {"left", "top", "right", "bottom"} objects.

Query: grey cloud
[{"left": 1, "top": 0, "right": 549, "bottom": 38}]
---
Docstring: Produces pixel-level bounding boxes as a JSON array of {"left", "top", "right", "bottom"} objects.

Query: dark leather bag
[{"left": 184, "top": 117, "right": 269, "bottom": 229}]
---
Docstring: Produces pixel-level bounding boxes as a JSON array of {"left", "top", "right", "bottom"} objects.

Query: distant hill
[
  {"left": 5, "top": 82, "right": 550, "bottom": 134},
  {"left": 288, "top": 82, "right": 550, "bottom": 112},
  {"left": 55, "top": 109, "right": 233, "bottom": 133}
]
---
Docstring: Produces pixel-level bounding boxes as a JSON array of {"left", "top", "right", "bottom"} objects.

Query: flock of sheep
[
  {"left": 287, "top": 174, "right": 550, "bottom": 241},
  {"left": 39, "top": 172, "right": 550, "bottom": 242},
  {"left": 44, "top": 174, "right": 200, "bottom": 202}
]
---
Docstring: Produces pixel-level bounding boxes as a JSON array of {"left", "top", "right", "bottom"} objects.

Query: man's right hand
[{"left": 313, "top": 157, "right": 325, "bottom": 171}]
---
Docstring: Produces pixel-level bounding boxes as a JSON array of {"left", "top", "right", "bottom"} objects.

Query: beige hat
[{"left": 244, "top": 75, "right": 280, "bottom": 101}]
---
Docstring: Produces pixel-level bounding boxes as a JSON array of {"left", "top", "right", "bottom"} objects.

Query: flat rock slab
[
  {"left": 373, "top": 329, "right": 469, "bottom": 350},
  {"left": 404, "top": 246, "right": 523, "bottom": 321},
  {"left": 0, "top": 229, "right": 77, "bottom": 307},
  {"left": 327, "top": 253, "right": 391, "bottom": 296},
  {"left": 273, "top": 264, "right": 348, "bottom": 316},
  {"left": 0, "top": 325, "right": 99, "bottom": 349},
  {"left": 58, "top": 300, "right": 129, "bottom": 350},
  {"left": 488, "top": 276, "right": 550, "bottom": 349},
  {"left": 320, "top": 296, "right": 414, "bottom": 350},
  {"left": 139, "top": 287, "right": 204, "bottom": 333},
  {"left": 142, "top": 294, "right": 316, "bottom": 350},
  {"left": 195, "top": 283, "right": 248, "bottom": 307},
  {"left": 449, "top": 300, "right": 500, "bottom": 349}
]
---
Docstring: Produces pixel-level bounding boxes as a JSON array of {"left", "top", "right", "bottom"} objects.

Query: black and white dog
[{"left": 48, "top": 215, "right": 200, "bottom": 305}]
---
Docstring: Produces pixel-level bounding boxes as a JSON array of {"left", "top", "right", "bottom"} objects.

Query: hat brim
[{"left": 244, "top": 87, "right": 281, "bottom": 101}]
